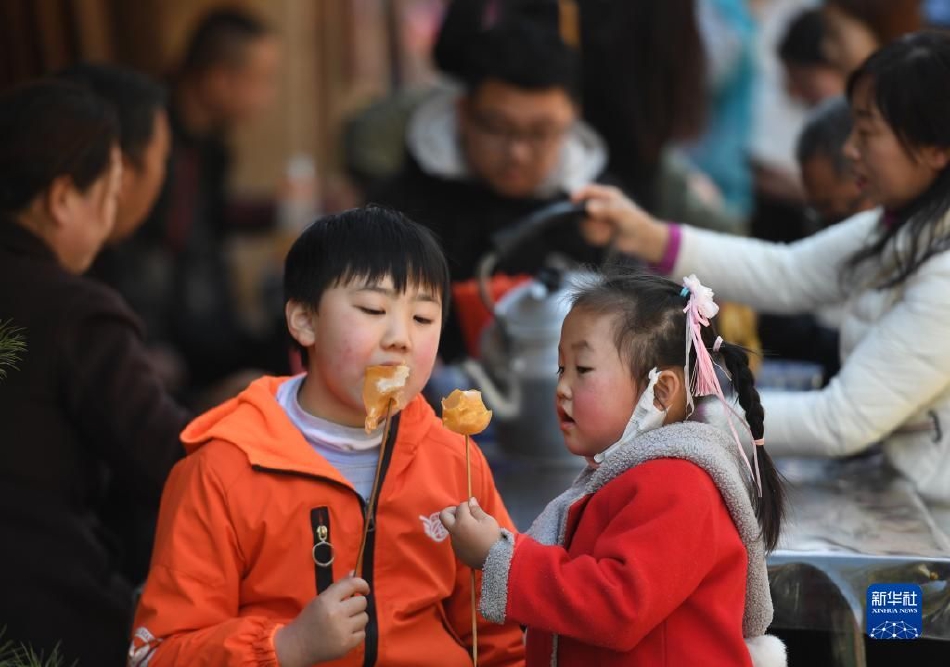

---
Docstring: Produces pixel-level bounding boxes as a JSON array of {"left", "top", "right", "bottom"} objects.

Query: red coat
[{"left": 506, "top": 459, "right": 754, "bottom": 666}]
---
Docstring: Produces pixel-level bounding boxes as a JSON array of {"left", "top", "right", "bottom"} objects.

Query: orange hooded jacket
[{"left": 129, "top": 376, "right": 526, "bottom": 667}]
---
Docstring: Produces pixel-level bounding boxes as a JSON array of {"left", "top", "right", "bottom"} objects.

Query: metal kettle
[{"left": 462, "top": 201, "right": 593, "bottom": 461}]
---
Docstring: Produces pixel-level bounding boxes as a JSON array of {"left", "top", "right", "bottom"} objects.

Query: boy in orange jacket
[{"left": 129, "top": 206, "right": 526, "bottom": 666}]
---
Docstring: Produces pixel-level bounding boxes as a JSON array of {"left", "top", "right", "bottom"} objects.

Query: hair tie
[
  {"left": 680, "top": 286, "right": 690, "bottom": 297},
  {"left": 753, "top": 438, "right": 765, "bottom": 447},
  {"left": 681, "top": 274, "right": 763, "bottom": 496},
  {"left": 713, "top": 336, "right": 723, "bottom": 352}
]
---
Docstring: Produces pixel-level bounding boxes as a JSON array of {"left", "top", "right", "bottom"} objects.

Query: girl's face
[
  {"left": 844, "top": 83, "right": 949, "bottom": 211},
  {"left": 822, "top": 5, "right": 880, "bottom": 74},
  {"left": 291, "top": 275, "right": 443, "bottom": 427},
  {"left": 556, "top": 309, "right": 639, "bottom": 460}
]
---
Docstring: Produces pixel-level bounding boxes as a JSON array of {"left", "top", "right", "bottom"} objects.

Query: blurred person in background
[
  {"left": 58, "top": 63, "right": 181, "bottom": 391},
  {"left": 57, "top": 62, "right": 184, "bottom": 588},
  {"left": 112, "top": 7, "right": 284, "bottom": 407},
  {"left": 371, "top": 19, "right": 611, "bottom": 365},
  {"left": 0, "top": 80, "right": 186, "bottom": 667},
  {"left": 778, "top": 8, "right": 846, "bottom": 108},
  {"left": 430, "top": 0, "right": 738, "bottom": 233},
  {"left": 757, "top": 96, "right": 876, "bottom": 385},
  {"left": 822, "top": 0, "right": 923, "bottom": 74},
  {"left": 797, "top": 97, "right": 875, "bottom": 230}
]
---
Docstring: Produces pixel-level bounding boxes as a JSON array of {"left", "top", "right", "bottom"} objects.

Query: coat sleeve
[
  {"left": 671, "top": 209, "right": 880, "bottom": 313},
  {"left": 495, "top": 461, "right": 729, "bottom": 653},
  {"left": 129, "top": 451, "right": 283, "bottom": 667},
  {"left": 762, "top": 250, "right": 950, "bottom": 456},
  {"left": 442, "top": 443, "right": 526, "bottom": 666},
  {"left": 62, "top": 288, "right": 187, "bottom": 502}
]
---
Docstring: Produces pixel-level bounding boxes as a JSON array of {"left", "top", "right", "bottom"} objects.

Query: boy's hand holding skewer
[{"left": 274, "top": 574, "right": 370, "bottom": 667}]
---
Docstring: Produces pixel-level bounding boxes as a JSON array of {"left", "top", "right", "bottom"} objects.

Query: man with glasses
[{"left": 371, "top": 20, "right": 615, "bottom": 364}]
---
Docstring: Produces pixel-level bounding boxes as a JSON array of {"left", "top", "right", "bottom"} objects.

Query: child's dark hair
[
  {"left": 284, "top": 205, "right": 451, "bottom": 360},
  {"left": 779, "top": 8, "right": 831, "bottom": 68},
  {"left": 844, "top": 31, "right": 950, "bottom": 288},
  {"left": 0, "top": 80, "right": 118, "bottom": 216},
  {"left": 56, "top": 63, "right": 167, "bottom": 171},
  {"left": 180, "top": 7, "right": 271, "bottom": 77},
  {"left": 796, "top": 96, "right": 853, "bottom": 174},
  {"left": 465, "top": 20, "right": 580, "bottom": 101},
  {"left": 571, "top": 269, "right": 785, "bottom": 552}
]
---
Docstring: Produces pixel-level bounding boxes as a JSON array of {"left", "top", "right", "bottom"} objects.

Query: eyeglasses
[{"left": 468, "top": 111, "right": 572, "bottom": 153}]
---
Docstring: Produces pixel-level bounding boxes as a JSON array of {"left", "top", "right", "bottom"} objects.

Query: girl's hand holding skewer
[{"left": 440, "top": 497, "right": 502, "bottom": 570}]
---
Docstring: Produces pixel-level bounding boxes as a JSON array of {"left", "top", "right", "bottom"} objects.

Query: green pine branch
[
  {"left": 0, "top": 319, "right": 26, "bottom": 382},
  {"left": 0, "top": 629, "right": 73, "bottom": 667}
]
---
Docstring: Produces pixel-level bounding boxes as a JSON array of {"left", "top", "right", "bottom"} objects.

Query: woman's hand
[
  {"left": 440, "top": 498, "right": 502, "bottom": 570},
  {"left": 572, "top": 183, "right": 670, "bottom": 263}
]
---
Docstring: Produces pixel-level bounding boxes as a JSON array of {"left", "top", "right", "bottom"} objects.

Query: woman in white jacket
[{"left": 574, "top": 32, "right": 950, "bottom": 505}]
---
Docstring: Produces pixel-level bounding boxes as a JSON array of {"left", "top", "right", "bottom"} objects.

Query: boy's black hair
[
  {"left": 180, "top": 7, "right": 271, "bottom": 76},
  {"left": 465, "top": 20, "right": 580, "bottom": 101},
  {"left": 570, "top": 267, "right": 785, "bottom": 552},
  {"left": 0, "top": 80, "right": 118, "bottom": 215},
  {"left": 56, "top": 63, "right": 167, "bottom": 171},
  {"left": 779, "top": 8, "right": 831, "bottom": 67},
  {"left": 796, "top": 96, "right": 853, "bottom": 174},
  {"left": 845, "top": 31, "right": 950, "bottom": 288},
  {"left": 284, "top": 206, "right": 451, "bottom": 360}
]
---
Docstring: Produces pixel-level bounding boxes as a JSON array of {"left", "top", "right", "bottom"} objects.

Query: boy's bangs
[
  {"left": 334, "top": 255, "right": 447, "bottom": 301},
  {"left": 327, "top": 209, "right": 452, "bottom": 310}
]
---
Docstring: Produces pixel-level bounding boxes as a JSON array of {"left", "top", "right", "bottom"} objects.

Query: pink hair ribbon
[{"left": 682, "top": 275, "right": 762, "bottom": 496}]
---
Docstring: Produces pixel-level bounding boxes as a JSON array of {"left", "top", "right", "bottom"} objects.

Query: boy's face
[{"left": 289, "top": 276, "right": 443, "bottom": 428}]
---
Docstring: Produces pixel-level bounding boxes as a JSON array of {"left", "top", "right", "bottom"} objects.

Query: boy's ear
[
  {"left": 653, "top": 368, "right": 684, "bottom": 412},
  {"left": 285, "top": 301, "right": 317, "bottom": 348}
]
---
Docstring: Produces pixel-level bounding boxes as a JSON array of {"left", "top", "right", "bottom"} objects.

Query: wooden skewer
[
  {"left": 466, "top": 433, "right": 478, "bottom": 666},
  {"left": 355, "top": 400, "right": 393, "bottom": 578}
]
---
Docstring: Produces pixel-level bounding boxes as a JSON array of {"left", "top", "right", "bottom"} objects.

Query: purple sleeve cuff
[{"left": 648, "top": 224, "right": 682, "bottom": 276}]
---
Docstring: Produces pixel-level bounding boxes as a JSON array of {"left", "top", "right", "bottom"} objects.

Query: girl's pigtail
[{"left": 718, "top": 342, "right": 786, "bottom": 553}]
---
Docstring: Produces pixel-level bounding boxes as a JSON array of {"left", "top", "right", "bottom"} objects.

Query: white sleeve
[
  {"left": 762, "top": 251, "right": 950, "bottom": 456},
  {"left": 672, "top": 209, "right": 881, "bottom": 313}
]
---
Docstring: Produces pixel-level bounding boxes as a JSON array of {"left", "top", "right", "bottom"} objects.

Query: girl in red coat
[{"left": 442, "top": 270, "right": 787, "bottom": 666}]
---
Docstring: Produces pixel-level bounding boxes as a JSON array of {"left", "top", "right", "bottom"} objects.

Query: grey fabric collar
[{"left": 523, "top": 421, "right": 773, "bottom": 638}]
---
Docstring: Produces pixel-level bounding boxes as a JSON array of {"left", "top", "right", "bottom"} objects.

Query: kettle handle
[{"left": 476, "top": 200, "right": 588, "bottom": 314}]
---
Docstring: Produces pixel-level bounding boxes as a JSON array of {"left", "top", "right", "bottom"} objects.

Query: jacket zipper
[
  {"left": 249, "top": 413, "right": 400, "bottom": 667},
  {"left": 310, "top": 507, "right": 334, "bottom": 594}
]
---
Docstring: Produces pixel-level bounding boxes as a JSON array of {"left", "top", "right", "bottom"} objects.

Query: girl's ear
[
  {"left": 286, "top": 301, "right": 317, "bottom": 348},
  {"left": 653, "top": 369, "right": 685, "bottom": 412}
]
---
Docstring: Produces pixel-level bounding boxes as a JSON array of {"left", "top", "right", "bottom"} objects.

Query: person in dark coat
[
  {"left": 371, "top": 21, "right": 611, "bottom": 363},
  {"left": 0, "top": 81, "right": 187, "bottom": 667},
  {"left": 106, "top": 8, "right": 283, "bottom": 403}
]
